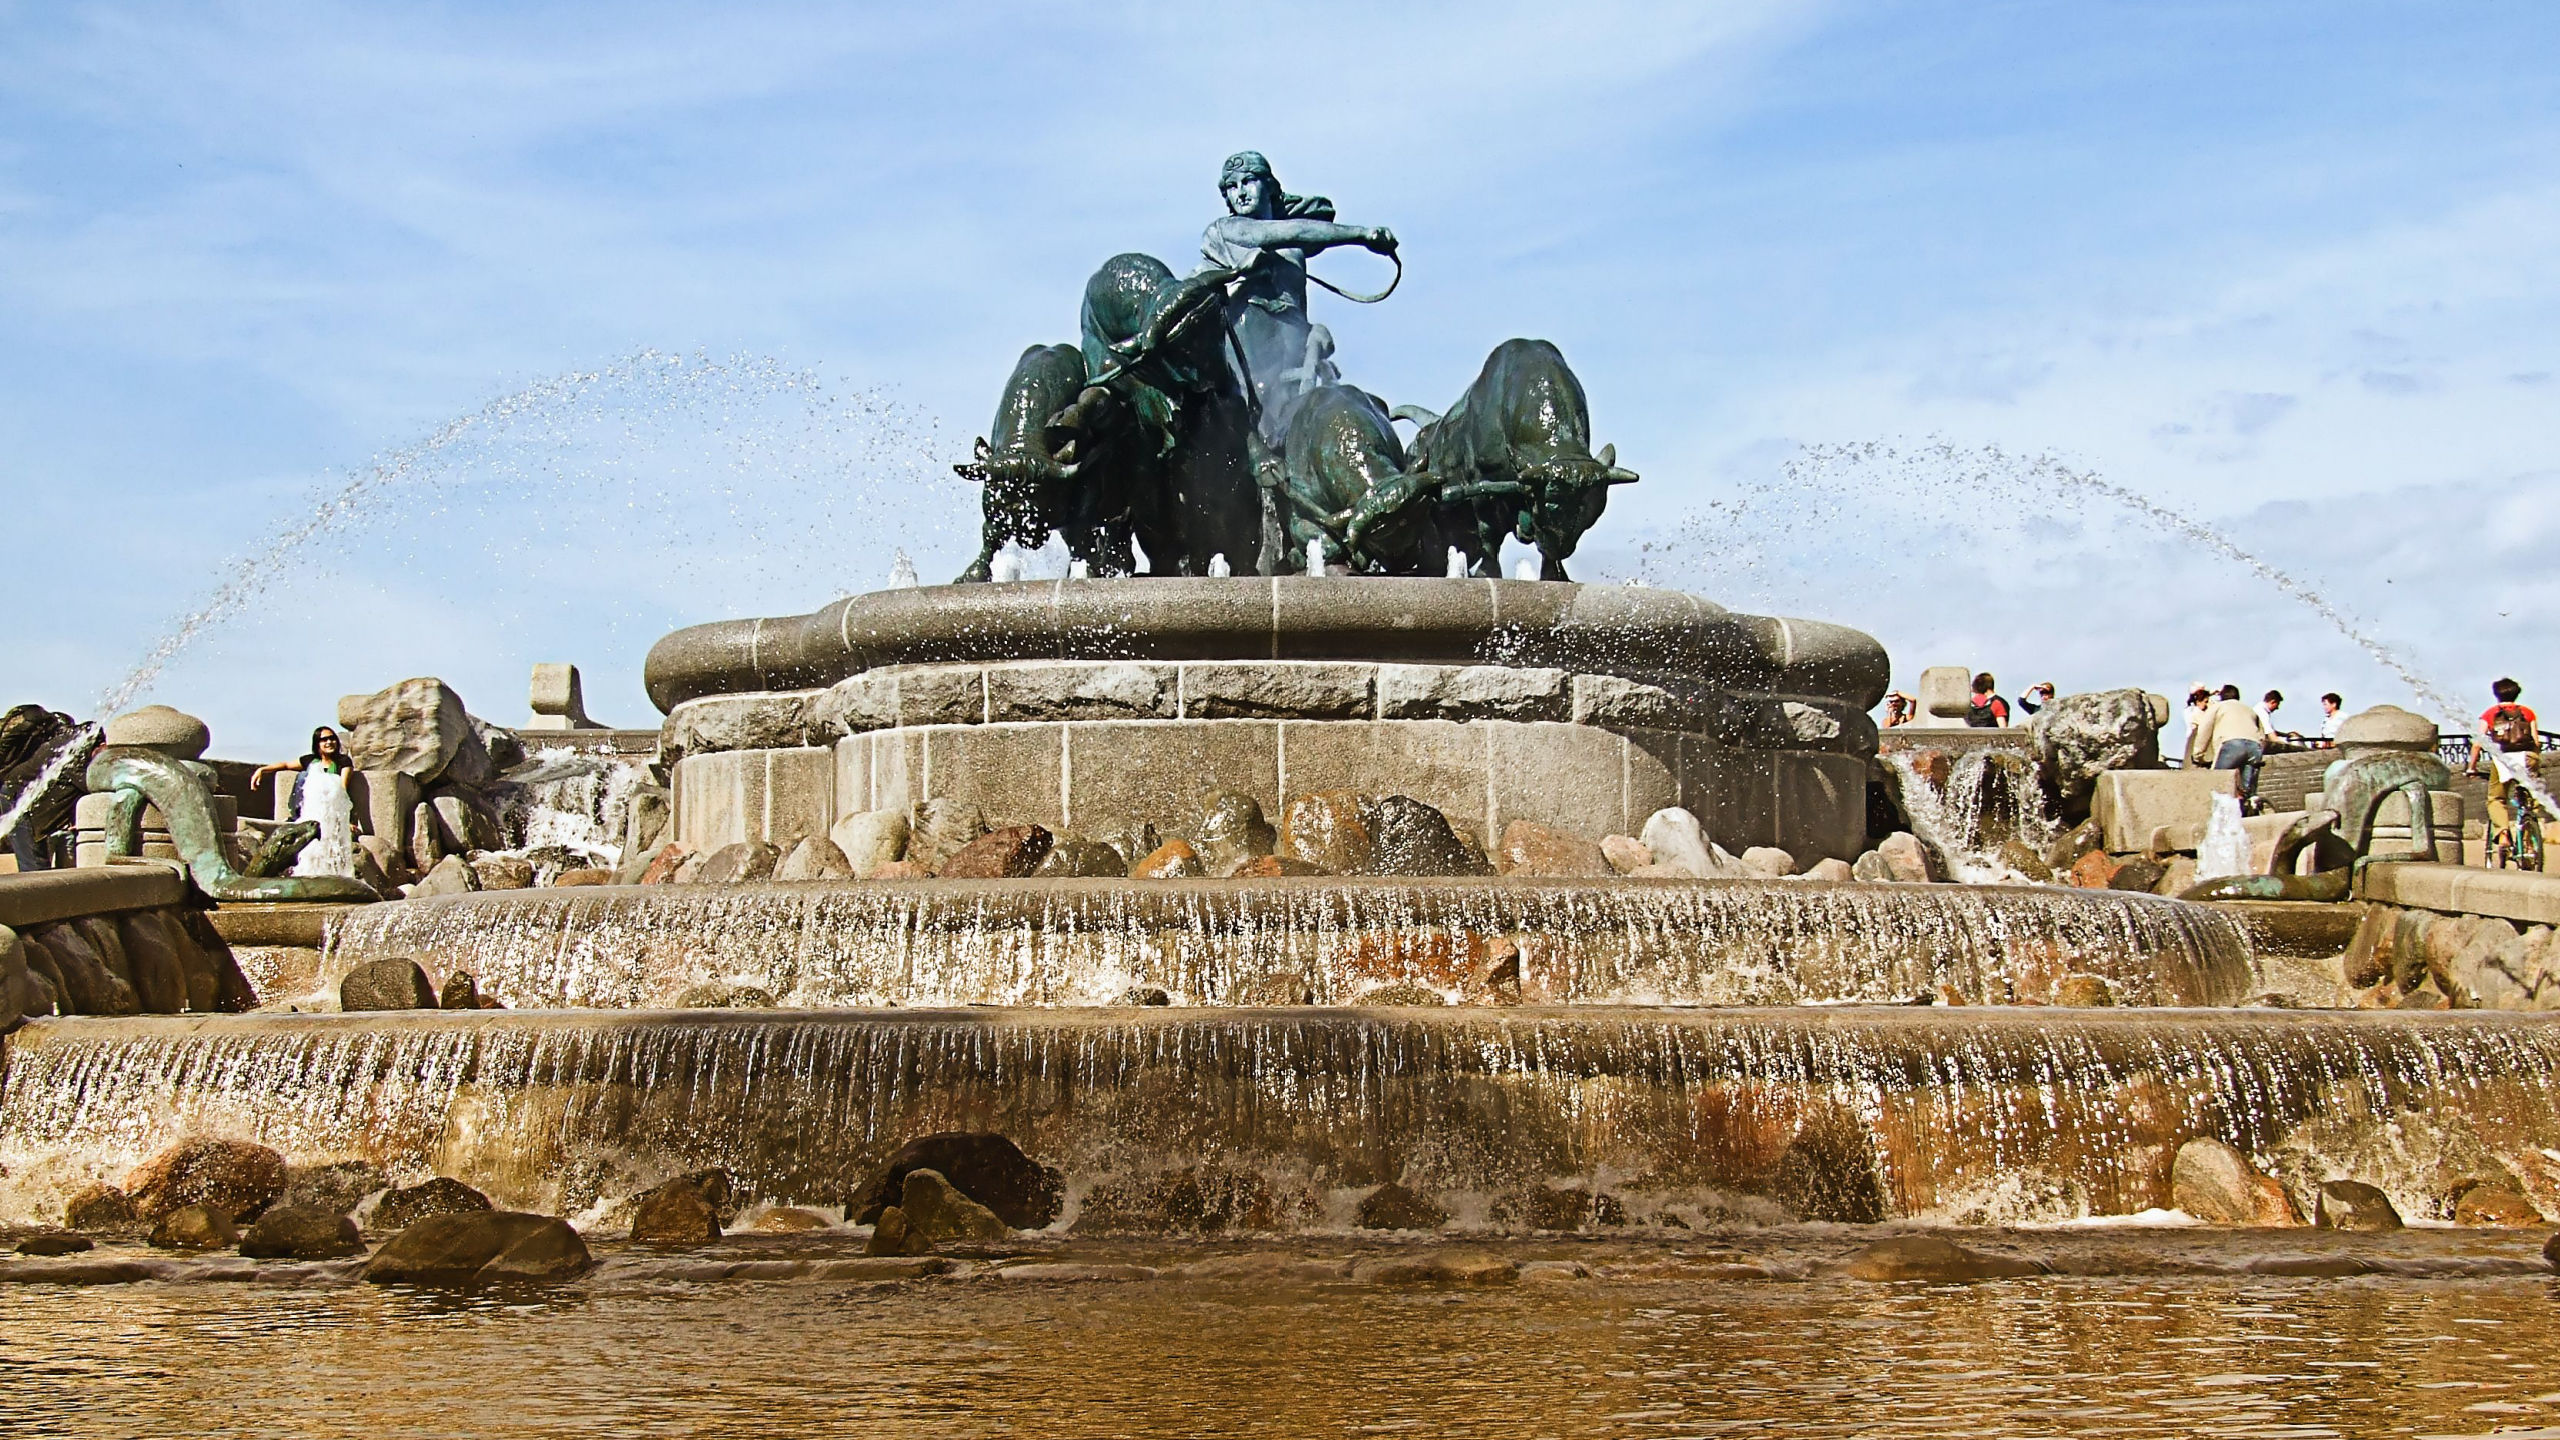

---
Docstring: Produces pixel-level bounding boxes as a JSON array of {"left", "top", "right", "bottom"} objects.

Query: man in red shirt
[{"left": 2471, "top": 679, "right": 2544, "bottom": 854}]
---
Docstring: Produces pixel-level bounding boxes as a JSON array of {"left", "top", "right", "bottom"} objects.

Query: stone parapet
[
  {"left": 662, "top": 661, "right": 1880, "bottom": 765},
  {"left": 2358, "top": 862, "right": 2560, "bottom": 929},
  {"left": 0, "top": 864, "right": 186, "bottom": 930},
  {"left": 643, "top": 578, "right": 1889, "bottom": 714}
]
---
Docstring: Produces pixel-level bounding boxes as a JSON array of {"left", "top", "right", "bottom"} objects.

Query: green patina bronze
[
  {"left": 2324, "top": 750, "right": 2454, "bottom": 861},
  {"left": 84, "top": 746, "right": 377, "bottom": 904}
]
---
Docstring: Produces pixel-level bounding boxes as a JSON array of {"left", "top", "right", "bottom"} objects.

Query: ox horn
[{"left": 1597, "top": 443, "right": 1637, "bottom": 483}]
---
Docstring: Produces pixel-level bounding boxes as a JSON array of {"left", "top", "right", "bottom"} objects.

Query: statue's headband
[{"left": 1220, "top": 151, "right": 1275, "bottom": 188}]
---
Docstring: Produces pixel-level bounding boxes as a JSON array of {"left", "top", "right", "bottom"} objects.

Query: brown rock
[
  {"left": 2106, "top": 857, "right": 2166, "bottom": 893},
  {"left": 469, "top": 854, "right": 535, "bottom": 891},
  {"left": 2170, "top": 1139, "right": 2301, "bottom": 1225},
  {"left": 552, "top": 868, "right": 613, "bottom": 887},
  {"left": 1996, "top": 840, "right": 2054, "bottom": 883},
  {"left": 148, "top": 1203, "right": 238, "bottom": 1250},
  {"left": 637, "top": 843, "right": 692, "bottom": 884},
  {"left": 126, "top": 1137, "right": 287, "bottom": 1221},
  {"left": 2053, "top": 973, "right": 2117, "bottom": 1007},
  {"left": 1281, "top": 791, "right": 1373, "bottom": 874},
  {"left": 692, "top": 840, "right": 781, "bottom": 884},
  {"left": 907, "top": 798, "right": 988, "bottom": 873},
  {"left": 363, "top": 1210, "right": 592, "bottom": 1285},
  {"left": 1130, "top": 840, "right": 1204, "bottom": 879},
  {"left": 1876, "top": 831, "right": 1936, "bottom": 884},
  {"left": 372, "top": 1177, "right": 493, "bottom": 1232},
  {"left": 438, "top": 972, "right": 484, "bottom": 1010},
  {"left": 1837, "top": 1235, "right": 2045, "bottom": 1281},
  {"left": 1494, "top": 820, "right": 1612, "bottom": 878},
  {"left": 114, "top": 910, "right": 189, "bottom": 1014},
  {"left": 1599, "top": 835, "right": 1651, "bottom": 874},
  {"left": 865, "top": 859, "right": 934, "bottom": 880},
  {"left": 866, "top": 1206, "right": 932, "bottom": 1256},
  {"left": 1349, "top": 1251, "right": 1518, "bottom": 1286},
  {"left": 772, "top": 835, "right": 856, "bottom": 882},
  {"left": 2452, "top": 1183, "right": 2542, "bottom": 1227},
  {"left": 1225, "top": 853, "right": 1327, "bottom": 877},
  {"left": 1356, "top": 1182, "right": 1449, "bottom": 1230},
  {"left": 746, "top": 1207, "right": 834, "bottom": 1233},
  {"left": 1196, "top": 793, "right": 1277, "bottom": 873},
  {"left": 628, "top": 1177, "right": 722, "bottom": 1246},
  {"left": 849, "top": 1134, "right": 1063, "bottom": 1230},
  {"left": 240, "top": 1203, "right": 366, "bottom": 1259},
  {"left": 896, "top": 1168, "right": 1008, "bottom": 1244},
  {"left": 2068, "top": 850, "right": 2121, "bottom": 889},
  {"left": 938, "top": 824, "right": 1054, "bottom": 879},
  {"left": 1804, "top": 857, "right": 1855, "bottom": 882},
  {"left": 342, "top": 957, "right": 437, "bottom": 1011},
  {"left": 2314, "top": 1179, "right": 2402, "bottom": 1231},
  {"left": 1030, "top": 836, "right": 1129, "bottom": 878},
  {"left": 17, "top": 1231, "right": 94, "bottom": 1256},
  {"left": 66, "top": 1182, "right": 139, "bottom": 1232}
]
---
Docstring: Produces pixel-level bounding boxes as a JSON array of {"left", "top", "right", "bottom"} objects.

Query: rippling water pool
[{"left": 6, "top": 1237, "right": 2558, "bottom": 1438}]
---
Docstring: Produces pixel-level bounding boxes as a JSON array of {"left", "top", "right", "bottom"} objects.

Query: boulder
[
  {"left": 113, "top": 910, "right": 189, "bottom": 1014},
  {"left": 1996, "top": 840, "right": 2053, "bottom": 882},
  {"left": 829, "top": 799, "right": 911, "bottom": 871},
  {"left": 907, "top": 799, "right": 988, "bottom": 873},
  {"left": 2067, "top": 850, "right": 2119, "bottom": 889},
  {"left": 1097, "top": 824, "right": 1162, "bottom": 872},
  {"left": 1281, "top": 791, "right": 1373, "bottom": 874},
  {"left": 1495, "top": 821, "right": 1611, "bottom": 879},
  {"left": 1030, "top": 836, "right": 1129, "bottom": 878},
  {"left": 363, "top": 1211, "right": 593, "bottom": 1285},
  {"left": 410, "top": 854, "right": 481, "bottom": 897},
  {"left": 2170, "top": 1138, "right": 2301, "bottom": 1225},
  {"left": 431, "top": 790, "right": 504, "bottom": 854},
  {"left": 66, "top": 1183, "right": 139, "bottom": 1232},
  {"left": 865, "top": 1206, "right": 931, "bottom": 1256},
  {"left": 126, "top": 1137, "right": 286, "bottom": 1221},
  {"left": 551, "top": 867, "right": 611, "bottom": 887},
  {"left": 2032, "top": 688, "right": 2165, "bottom": 822},
  {"left": 1518, "top": 1184, "right": 1623, "bottom": 1231},
  {"left": 896, "top": 1168, "right": 1008, "bottom": 1244},
  {"left": 1771, "top": 1111, "right": 1887, "bottom": 1223},
  {"left": 2313, "top": 1179, "right": 2403, "bottom": 1232},
  {"left": 0, "top": 922, "right": 52, "bottom": 1027},
  {"left": 848, "top": 1132, "right": 1064, "bottom": 1230},
  {"left": 1638, "top": 808, "right": 1716, "bottom": 878},
  {"left": 1599, "top": 835, "right": 1651, "bottom": 874},
  {"left": 938, "top": 824, "right": 1054, "bottom": 879},
  {"left": 281, "top": 1160, "right": 389, "bottom": 1217},
  {"left": 148, "top": 1203, "right": 238, "bottom": 1250},
  {"left": 772, "top": 835, "right": 855, "bottom": 882},
  {"left": 240, "top": 1203, "right": 366, "bottom": 1259},
  {"left": 2106, "top": 857, "right": 2166, "bottom": 894},
  {"left": 18, "top": 1231, "right": 94, "bottom": 1256},
  {"left": 1738, "top": 846, "right": 1796, "bottom": 879},
  {"left": 1115, "top": 985, "right": 1174, "bottom": 1006},
  {"left": 636, "top": 843, "right": 692, "bottom": 885},
  {"left": 627, "top": 1177, "right": 722, "bottom": 1246},
  {"left": 27, "top": 922, "right": 137, "bottom": 1015},
  {"left": 371, "top": 1177, "right": 492, "bottom": 1233},
  {"left": 341, "top": 958, "right": 437, "bottom": 1012},
  {"left": 865, "top": 859, "right": 932, "bottom": 880},
  {"left": 1355, "top": 1182, "right": 1449, "bottom": 1230},
  {"left": 746, "top": 1207, "right": 834, "bottom": 1234},
  {"left": 1876, "top": 831, "right": 1938, "bottom": 884},
  {"left": 1367, "top": 795, "right": 1489, "bottom": 877},
  {"left": 338, "top": 678, "right": 492, "bottom": 787},
  {"left": 2545, "top": 1231, "right": 2560, "bottom": 1274},
  {"left": 2053, "top": 974, "right": 2116, "bottom": 1007},
  {"left": 672, "top": 980, "right": 777, "bottom": 1008},
  {"left": 1131, "top": 840, "right": 1204, "bottom": 878},
  {"left": 2452, "top": 1183, "right": 2541, "bottom": 1227},
  {"left": 1804, "top": 857, "right": 1854, "bottom": 882},
  {"left": 691, "top": 840, "right": 780, "bottom": 885},
  {"left": 1837, "top": 1235, "right": 2046, "bottom": 1282},
  {"left": 438, "top": 972, "right": 486, "bottom": 1009},
  {"left": 103, "top": 704, "right": 211, "bottom": 759},
  {"left": 468, "top": 853, "right": 535, "bottom": 891},
  {"left": 1196, "top": 793, "right": 1277, "bottom": 873}
]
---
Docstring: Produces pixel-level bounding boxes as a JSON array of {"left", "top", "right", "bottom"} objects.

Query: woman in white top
[{"left": 252, "top": 726, "right": 357, "bottom": 878}]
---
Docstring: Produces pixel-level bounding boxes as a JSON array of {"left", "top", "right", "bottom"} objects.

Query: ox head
[
  {"left": 1516, "top": 442, "right": 1638, "bottom": 561},
  {"left": 1344, "top": 465, "right": 1436, "bottom": 563}
]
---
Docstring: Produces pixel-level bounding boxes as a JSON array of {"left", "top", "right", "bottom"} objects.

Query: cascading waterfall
[
  {"left": 495, "top": 748, "right": 653, "bottom": 878},
  {"left": 1884, "top": 749, "right": 2059, "bottom": 882},
  {"left": 3, "top": 1008, "right": 2552, "bottom": 1229},
  {"left": 319, "top": 878, "right": 2255, "bottom": 1011}
]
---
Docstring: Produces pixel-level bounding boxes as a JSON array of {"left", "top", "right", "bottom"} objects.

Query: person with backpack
[
  {"left": 1964, "top": 673, "right": 2011, "bottom": 728},
  {"left": 2470, "top": 680, "right": 2544, "bottom": 838}
]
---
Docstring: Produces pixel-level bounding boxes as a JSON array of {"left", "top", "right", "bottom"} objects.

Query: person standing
[
  {"left": 2319, "top": 692, "right": 2345, "bottom": 741},
  {"left": 252, "top": 726, "right": 357, "bottom": 878},
  {"left": 2019, "top": 681, "right": 2056, "bottom": 717},
  {"left": 2180, "top": 686, "right": 2214, "bottom": 766},
  {"left": 1965, "top": 673, "right": 2011, "bottom": 728}
]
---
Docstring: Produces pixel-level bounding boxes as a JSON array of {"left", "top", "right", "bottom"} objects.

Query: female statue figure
[{"left": 1199, "top": 151, "right": 1395, "bottom": 443}]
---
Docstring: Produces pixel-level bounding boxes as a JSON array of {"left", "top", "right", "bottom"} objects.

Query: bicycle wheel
[{"left": 2522, "top": 808, "right": 2546, "bottom": 872}]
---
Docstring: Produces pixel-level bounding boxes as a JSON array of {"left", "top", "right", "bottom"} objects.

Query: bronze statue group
[{"left": 955, "top": 152, "right": 1636, "bottom": 584}]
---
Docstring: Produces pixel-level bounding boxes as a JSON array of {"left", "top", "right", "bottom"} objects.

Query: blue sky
[{"left": 4, "top": 2, "right": 2555, "bottom": 756}]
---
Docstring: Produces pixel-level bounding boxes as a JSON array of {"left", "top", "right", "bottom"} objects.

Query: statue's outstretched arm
[{"left": 1220, "top": 218, "right": 1395, "bottom": 254}]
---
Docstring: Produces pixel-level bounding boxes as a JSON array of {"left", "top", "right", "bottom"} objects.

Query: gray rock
[
  {"left": 2032, "top": 689, "right": 2165, "bottom": 822},
  {"left": 240, "top": 1203, "right": 366, "bottom": 1259},
  {"left": 1376, "top": 665, "right": 1569, "bottom": 721},
  {"left": 622, "top": 787, "right": 670, "bottom": 858},
  {"left": 342, "top": 958, "right": 437, "bottom": 1012},
  {"left": 282, "top": 1160, "right": 389, "bottom": 1217},
  {"left": 661, "top": 691, "right": 821, "bottom": 763},
  {"left": 1030, "top": 836, "right": 1129, "bottom": 878},
  {"left": 1875, "top": 831, "right": 1936, "bottom": 884},
  {"left": 432, "top": 789, "right": 504, "bottom": 853},
  {"left": 1366, "top": 795, "right": 1489, "bottom": 877},
  {"left": 897, "top": 1168, "right": 1008, "bottom": 1244},
  {"left": 468, "top": 853, "right": 534, "bottom": 891},
  {"left": 1196, "top": 793, "right": 1276, "bottom": 872},
  {"left": 338, "top": 678, "right": 492, "bottom": 787},
  {"left": 1356, "top": 1182, "right": 1449, "bottom": 1230},
  {"left": 1180, "top": 662, "right": 1372, "bottom": 720},
  {"left": 148, "top": 1203, "right": 237, "bottom": 1250},
  {"left": 2314, "top": 1179, "right": 2403, "bottom": 1231},
  {"left": 865, "top": 1206, "right": 930, "bottom": 1256},
  {"left": 410, "top": 854, "right": 480, "bottom": 897},
  {"left": 674, "top": 980, "right": 777, "bottom": 1008},
  {"left": 1638, "top": 807, "right": 1716, "bottom": 878},
  {"left": 372, "top": 1178, "right": 492, "bottom": 1233},
  {"left": 1778, "top": 699, "right": 1844, "bottom": 746},
  {"left": 772, "top": 835, "right": 855, "bottom": 881},
  {"left": 1280, "top": 791, "right": 1370, "bottom": 874},
  {"left": 28, "top": 921, "right": 136, "bottom": 1015},
  {"left": 103, "top": 704, "right": 211, "bottom": 759},
  {"left": 985, "top": 662, "right": 1175, "bottom": 722},
  {"left": 830, "top": 809, "right": 910, "bottom": 876},
  {"left": 691, "top": 840, "right": 780, "bottom": 884},
  {"left": 17, "top": 1231, "right": 94, "bottom": 1256},
  {"left": 849, "top": 1133, "right": 1064, "bottom": 1230},
  {"left": 890, "top": 666, "right": 985, "bottom": 726},
  {"left": 1805, "top": 857, "right": 1854, "bottom": 882},
  {"left": 908, "top": 799, "right": 988, "bottom": 873},
  {"left": 364, "top": 1211, "right": 593, "bottom": 1285},
  {"left": 1097, "top": 824, "right": 1161, "bottom": 872}
]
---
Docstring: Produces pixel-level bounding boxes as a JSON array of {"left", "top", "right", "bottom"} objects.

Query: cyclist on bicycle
[{"left": 2469, "top": 677, "right": 2542, "bottom": 858}]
